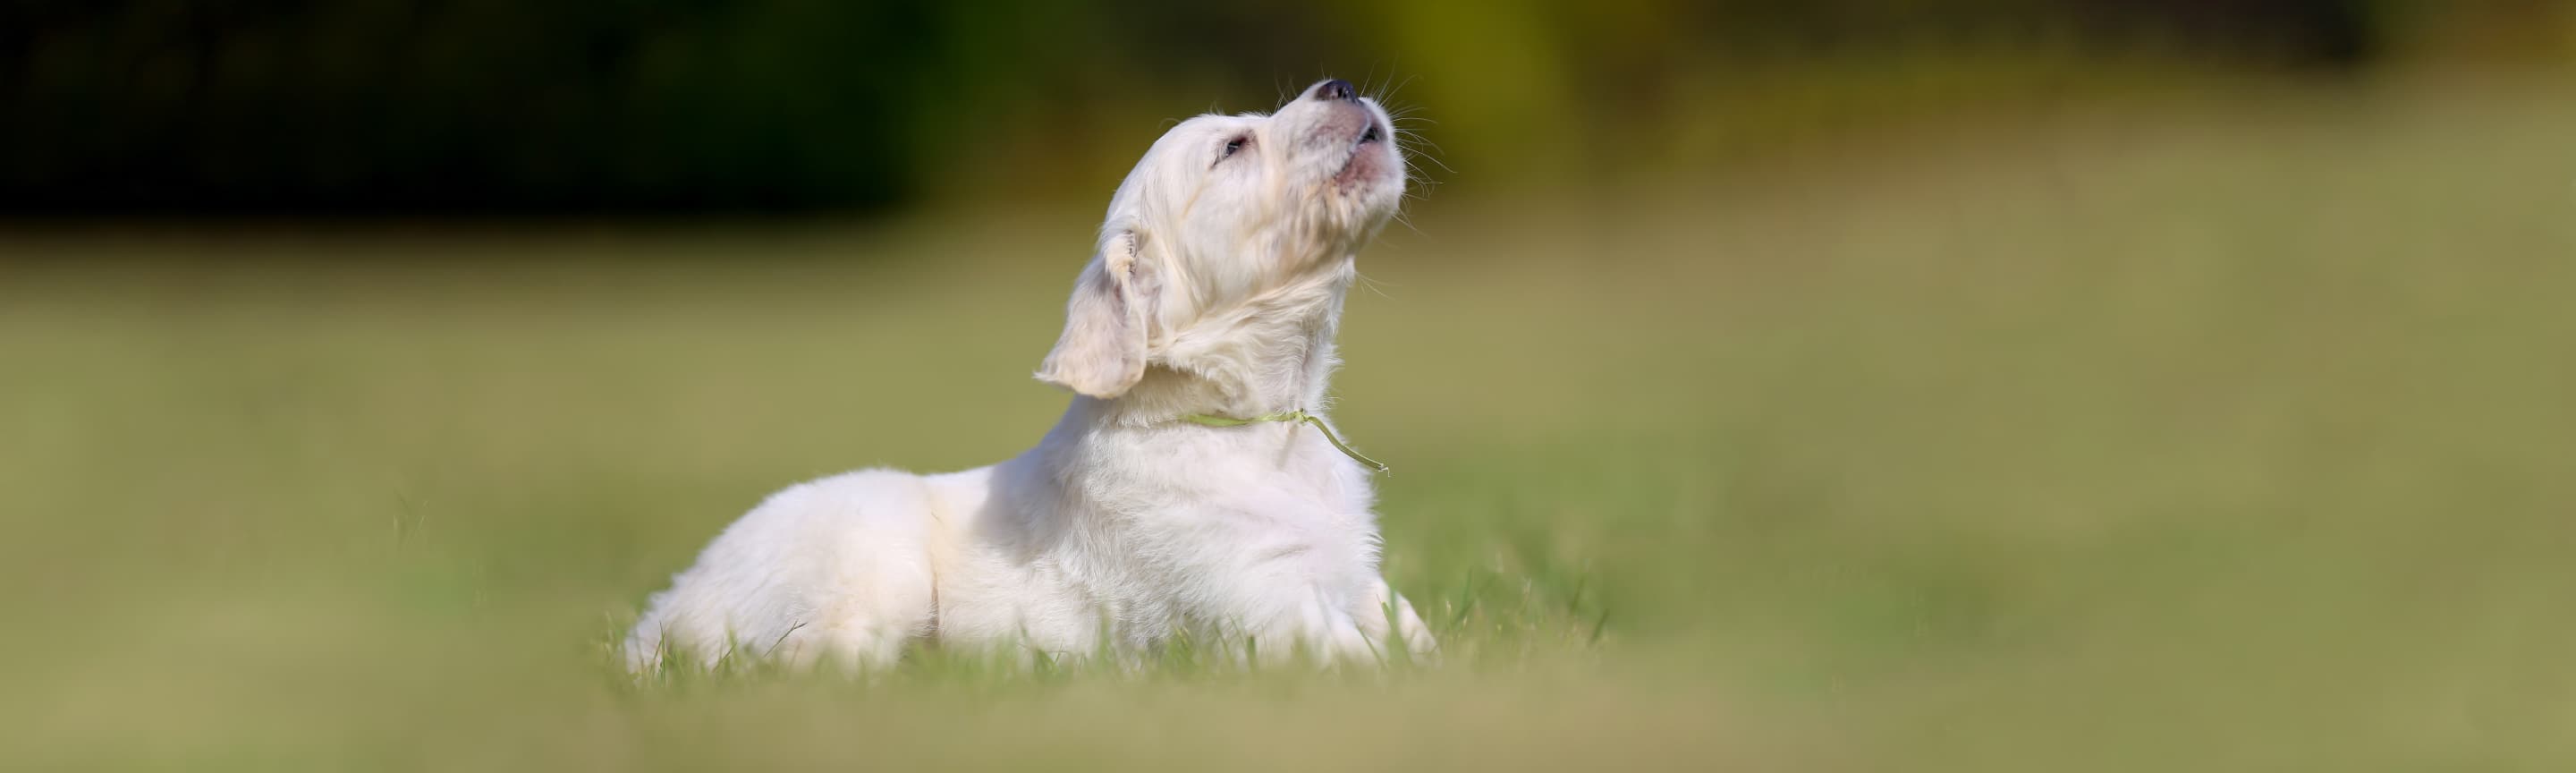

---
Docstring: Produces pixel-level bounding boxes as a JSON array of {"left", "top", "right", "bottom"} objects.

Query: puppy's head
[{"left": 1038, "top": 79, "right": 1407, "bottom": 399}]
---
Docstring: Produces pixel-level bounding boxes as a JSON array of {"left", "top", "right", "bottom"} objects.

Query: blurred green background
[
  {"left": 4, "top": 2, "right": 2574, "bottom": 770},
  {"left": 8, "top": 0, "right": 2570, "bottom": 213}
]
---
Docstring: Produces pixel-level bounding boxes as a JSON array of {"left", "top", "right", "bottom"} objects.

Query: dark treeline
[{"left": 0, "top": 1, "right": 2527, "bottom": 216}]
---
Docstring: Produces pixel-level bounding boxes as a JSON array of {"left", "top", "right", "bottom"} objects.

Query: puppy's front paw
[
  {"left": 1245, "top": 589, "right": 1378, "bottom": 667},
  {"left": 1364, "top": 578, "right": 1437, "bottom": 659}
]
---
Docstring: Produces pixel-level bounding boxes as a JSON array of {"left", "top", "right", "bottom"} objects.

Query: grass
[{"left": 3, "top": 73, "right": 2572, "bottom": 770}]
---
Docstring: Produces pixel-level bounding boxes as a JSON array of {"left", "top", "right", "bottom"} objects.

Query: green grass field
[{"left": 4, "top": 75, "right": 2572, "bottom": 770}]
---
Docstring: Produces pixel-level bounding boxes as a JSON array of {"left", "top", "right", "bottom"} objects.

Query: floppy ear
[{"left": 1036, "top": 232, "right": 1154, "bottom": 398}]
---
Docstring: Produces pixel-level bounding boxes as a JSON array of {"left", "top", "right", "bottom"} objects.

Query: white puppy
[{"left": 625, "top": 79, "right": 1430, "bottom": 671}]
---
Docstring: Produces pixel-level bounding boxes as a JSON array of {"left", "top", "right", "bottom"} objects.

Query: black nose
[{"left": 1312, "top": 79, "right": 1357, "bottom": 102}]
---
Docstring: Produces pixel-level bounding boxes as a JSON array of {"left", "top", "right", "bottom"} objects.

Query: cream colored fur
[{"left": 625, "top": 80, "right": 1428, "bottom": 670}]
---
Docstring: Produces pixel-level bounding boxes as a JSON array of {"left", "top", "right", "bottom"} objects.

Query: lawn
[{"left": 2, "top": 74, "right": 2571, "bottom": 770}]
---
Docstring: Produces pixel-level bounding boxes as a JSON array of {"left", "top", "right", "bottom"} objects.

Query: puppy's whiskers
[{"left": 1353, "top": 269, "right": 1395, "bottom": 300}]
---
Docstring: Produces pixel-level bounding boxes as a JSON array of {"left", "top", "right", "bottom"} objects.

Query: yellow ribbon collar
[{"left": 1176, "top": 410, "right": 1388, "bottom": 474}]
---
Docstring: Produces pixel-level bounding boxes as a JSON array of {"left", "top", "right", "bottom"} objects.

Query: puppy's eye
[{"left": 1219, "top": 135, "right": 1250, "bottom": 161}]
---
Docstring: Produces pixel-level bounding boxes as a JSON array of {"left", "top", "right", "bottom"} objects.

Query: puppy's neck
[{"left": 1093, "top": 260, "right": 1355, "bottom": 427}]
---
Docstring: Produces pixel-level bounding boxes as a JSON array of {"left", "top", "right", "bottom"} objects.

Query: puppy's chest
[
  {"left": 1046, "top": 456, "right": 1350, "bottom": 541},
  {"left": 1102, "top": 431, "right": 1377, "bottom": 518},
  {"left": 1095, "top": 481, "right": 1382, "bottom": 590},
  {"left": 943, "top": 485, "right": 1379, "bottom": 651}
]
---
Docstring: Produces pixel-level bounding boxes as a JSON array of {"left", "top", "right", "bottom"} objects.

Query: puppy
[{"left": 625, "top": 79, "right": 1429, "bottom": 670}]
